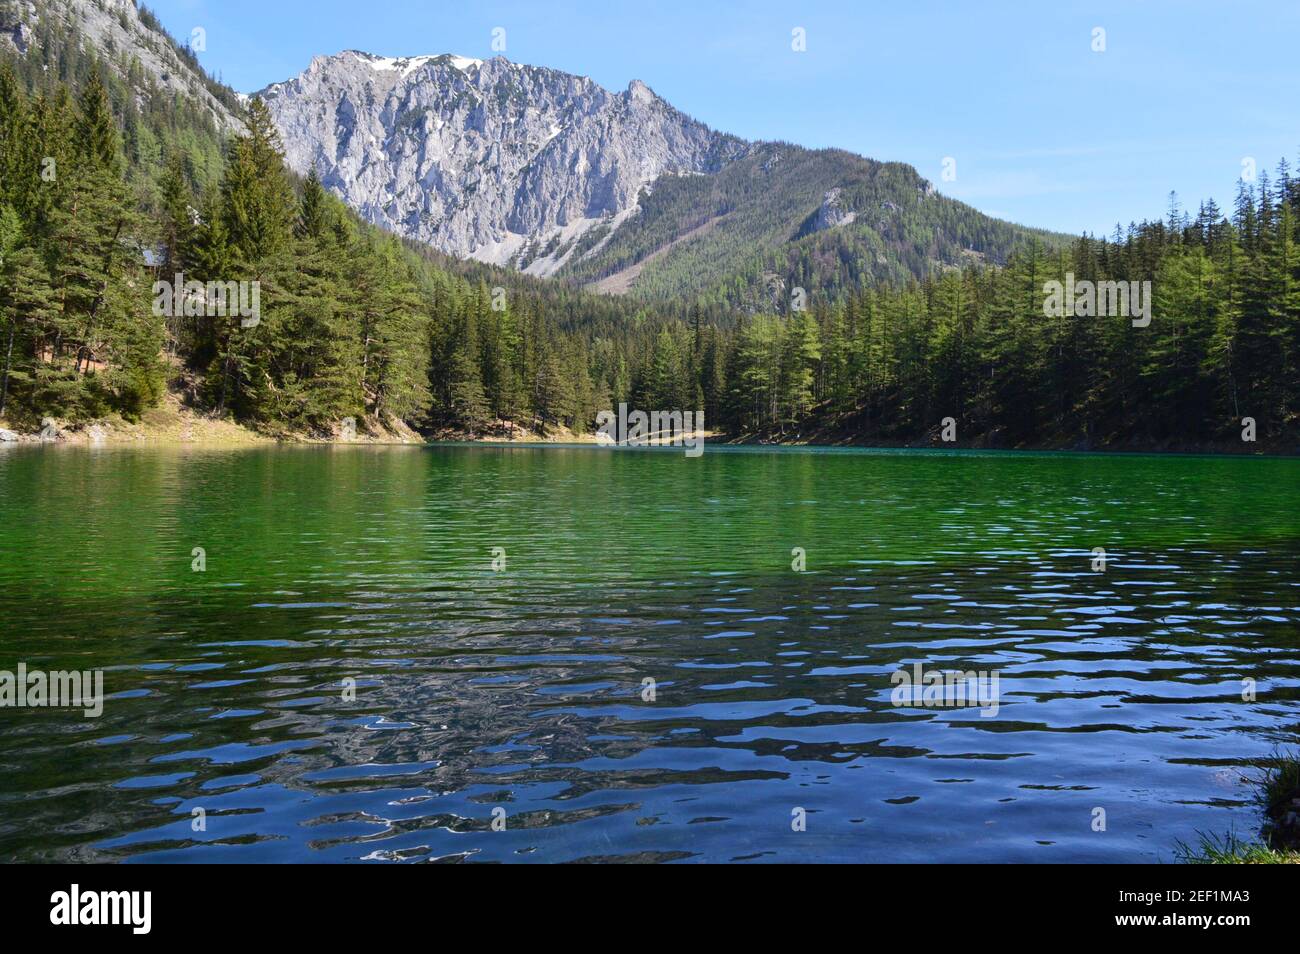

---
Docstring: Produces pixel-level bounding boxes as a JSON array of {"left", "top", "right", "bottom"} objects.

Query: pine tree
[
  {"left": 158, "top": 153, "right": 193, "bottom": 272},
  {"left": 297, "top": 167, "right": 329, "bottom": 241},
  {"left": 0, "top": 213, "right": 57, "bottom": 420},
  {"left": 779, "top": 311, "right": 821, "bottom": 427},
  {"left": 447, "top": 301, "right": 488, "bottom": 434},
  {"left": 534, "top": 332, "right": 576, "bottom": 428},
  {"left": 1144, "top": 245, "right": 1220, "bottom": 438},
  {"left": 220, "top": 97, "right": 295, "bottom": 268},
  {"left": 349, "top": 237, "right": 431, "bottom": 423},
  {"left": 646, "top": 326, "right": 687, "bottom": 411},
  {"left": 75, "top": 69, "right": 119, "bottom": 172}
]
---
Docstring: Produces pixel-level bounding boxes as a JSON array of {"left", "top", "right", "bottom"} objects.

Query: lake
[{"left": 0, "top": 443, "right": 1297, "bottom": 862}]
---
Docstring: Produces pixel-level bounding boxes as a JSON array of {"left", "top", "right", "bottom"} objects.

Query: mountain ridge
[
  {"left": 256, "top": 48, "right": 746, "bottom": 278},
  {"left": 254, "top": 46, "right": 1068, "bottom": 305},
  {"left": 1, "top": 0, "right": 243, "bottom": 133}
]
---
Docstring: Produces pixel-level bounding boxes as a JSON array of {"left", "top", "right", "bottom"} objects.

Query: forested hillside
[
  {"left": 560, "top": 143, "right": 1069, "bottom": 310},
  {"left": 0, "top": 2, "right": 688, "bottom": 439},
  {"left": 720, "top": 184, "right": 1298, "bottom": 448},
  {"left": 1, "top": 0, "right": 237, "bottom": 198},
  {"left": 0, "top": 4, "right": 1294, "bottom": 451},
  {"left": 0, "top": 60, "right": 634, "bottom": 436}
]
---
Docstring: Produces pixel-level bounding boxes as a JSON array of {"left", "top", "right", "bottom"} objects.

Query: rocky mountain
[
  {"left": 257, "top": 47, "right": 1066, "bottom": 305},
  {"left": 1, "top": 0, "right": 243, "bottom": 134},
  {"left": 2, "top": 5, "right": 1068, "bottom": 308},
  {"left": 2, "top": 4, "right": 1067, "bottom": 306},
  {"left": 257, "top": 50, "right": 744, "bottom": 276}
]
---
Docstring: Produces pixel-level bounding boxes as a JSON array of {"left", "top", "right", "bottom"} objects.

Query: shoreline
[
  {"left": 3, "top": 424, "right": 1293, "bottom": 457},
  {"left": 1182, "top": 753, "right": 1300, "bottom": 864},
  {"left": 2, "top": 399, "right": 1293, "bottom": 457}
]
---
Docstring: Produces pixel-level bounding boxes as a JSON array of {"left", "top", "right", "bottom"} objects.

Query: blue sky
[{"left": 146, "top": 0, "right": 1298, "bottom": 236}]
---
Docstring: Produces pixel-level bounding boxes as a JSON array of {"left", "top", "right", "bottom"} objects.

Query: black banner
[{"left": 4, "top": 863, "right": 1281, "bottom": 940}]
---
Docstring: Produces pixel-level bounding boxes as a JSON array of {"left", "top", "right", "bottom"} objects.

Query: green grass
[
  {"left": 1179, "top": 752, "right": 1300, "bottom": 863},
  {"left": 1177, "top": 831, "right": 1300, "bottom": 864}
]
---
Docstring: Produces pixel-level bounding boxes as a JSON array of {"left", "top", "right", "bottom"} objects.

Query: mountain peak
[
  {"left": 253, "top": 47, "right": 1048, "bottom": 299},
  {"left": 338, "top": 50, "right": 487, "bottom": 75},
  {"left": 259, "top": 50, "right": 741, "bottom": 275},
  {"left": 626, "top": 78, "right": 657, "bottom": 104}
]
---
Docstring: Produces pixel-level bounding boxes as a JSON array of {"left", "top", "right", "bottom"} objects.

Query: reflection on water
[{"left": 0, "top": 444, "right": 1297, "bottom": 862}]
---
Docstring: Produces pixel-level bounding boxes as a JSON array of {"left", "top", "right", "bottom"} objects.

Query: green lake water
[{"left": 0, "top": 443, "right": 1297, "bottom": 861}]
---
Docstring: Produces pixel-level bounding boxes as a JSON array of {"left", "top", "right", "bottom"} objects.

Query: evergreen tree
[
  {"left": 220, "top": 97, "right": 295, "bottom": 268},
  {"left": 297, "top": 167, "right": 329, "bottom": 241},
  {"left": 447, "top": 301, "right": 488, "bottom": 434}
]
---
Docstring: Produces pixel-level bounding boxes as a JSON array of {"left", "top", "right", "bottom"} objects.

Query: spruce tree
[{"left": 297, "top": 167, "right": 329, "bottom": 241}]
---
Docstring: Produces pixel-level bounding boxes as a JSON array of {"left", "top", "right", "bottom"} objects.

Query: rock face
[
  {"left": 257, "top": 51, "right": 745, "bottom": 275},
  {"left": 811, "top": 187, "right": 857, "bottom": 232},
  {"left": 0, "top": 3, "right": 33, "bottom": 54},
  {"left": 6, "top": 0, "right": 243, "bottom": 134}
]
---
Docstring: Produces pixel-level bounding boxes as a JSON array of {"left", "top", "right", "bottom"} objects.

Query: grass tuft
[{"left": 1179, "top": 749, "right": 1300, "bottom": 864}]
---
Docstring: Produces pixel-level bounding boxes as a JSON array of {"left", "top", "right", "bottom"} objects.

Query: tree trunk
[
  {"left": 217, "top": 342, "right": 234, "bottom": 413},
  {"left": 75, "top": 218, "right": 124, "bottom": 375},
  {"left": 0, "top": 322, "right": 15, "bottom": 418}
]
